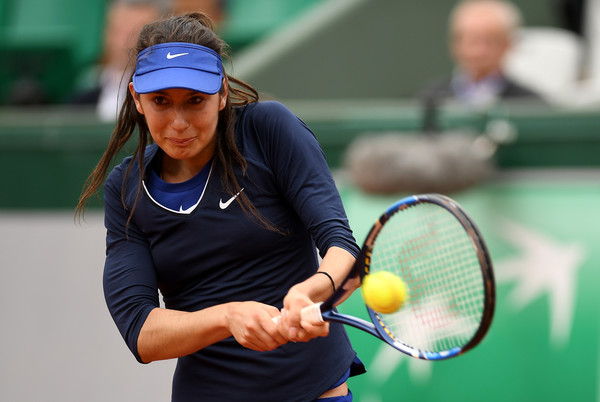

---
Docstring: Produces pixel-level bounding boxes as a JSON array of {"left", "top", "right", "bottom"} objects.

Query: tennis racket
[{"left": 300, "top": 193, "right": 495, "bottom": 360}]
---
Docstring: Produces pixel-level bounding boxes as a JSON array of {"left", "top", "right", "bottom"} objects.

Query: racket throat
[{"left": 322, "top": 310, "right": 379, "bottom": 338}]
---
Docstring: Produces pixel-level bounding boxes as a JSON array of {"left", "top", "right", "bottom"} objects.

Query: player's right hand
[{"left": 226, "top": 301, "right": 288, "bottom": 351}]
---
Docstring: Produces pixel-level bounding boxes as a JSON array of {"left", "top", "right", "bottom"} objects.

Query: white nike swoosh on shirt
[
  {"left": 219, "top": 188, "right": 245, "bottom": 210},
  {"left": 166, "top": 52, "right": 189, "bottom": 59},
  {"left": 179, "top": 205, "right": 195, "bottom": 214}
]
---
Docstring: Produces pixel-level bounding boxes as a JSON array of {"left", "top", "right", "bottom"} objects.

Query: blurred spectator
[
  {"left": 69, "top": 0, "right": 169, "bottom": 121},
  {"left": 419, "top": 0, "right": 540, "bottom": 122},
  {"left": 173, "top": 0, "right": 227, "bottom": 27}
]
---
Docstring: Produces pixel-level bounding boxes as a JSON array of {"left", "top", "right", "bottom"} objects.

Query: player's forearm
[
  {"left": 320, "top": 246, "right": 360, "bottom": 305},
  {"left": 320, "top": 246, "right": 356, "bottom": 285},
  {"left": 295, "top": 246, "right": 357, "bottom": 303},
  {"left": 137, "top": 305, "right": 231, "bottom": 363}
]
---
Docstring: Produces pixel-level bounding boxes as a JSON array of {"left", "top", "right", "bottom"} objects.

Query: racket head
[{"left": 361, "top": 194, "right": 495, "bottom": 360}]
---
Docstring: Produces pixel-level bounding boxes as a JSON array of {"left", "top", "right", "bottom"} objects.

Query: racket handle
[
  {"left": 301, "top": 302, "right": 324, "bottom": 324},
  {"left": 271, "top": 302, "right": 325, "bottom": 325}
]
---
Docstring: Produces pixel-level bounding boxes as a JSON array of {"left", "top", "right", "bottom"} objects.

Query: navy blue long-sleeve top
[{"left": 102, "top": 101, "right": 362, "bottom": 401}]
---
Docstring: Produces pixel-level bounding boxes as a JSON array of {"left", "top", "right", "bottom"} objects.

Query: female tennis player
[{"left": 76, "top": 12, "right": 364, "bottom": 402}]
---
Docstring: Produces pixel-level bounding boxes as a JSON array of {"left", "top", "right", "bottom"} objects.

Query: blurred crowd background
[
  {"left": 1, "top": 0, "right": 599, "bottom": 199},
  {"left": 2, "top": 0, "right": 600, "bottom": 111}
]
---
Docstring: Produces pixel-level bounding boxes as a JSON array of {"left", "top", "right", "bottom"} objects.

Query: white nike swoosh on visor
[
  {"left": 219, "top": 188, "right": 245, "bottom": 210},
  {"left": 166, "top": 52, "right": 189, "bottom": 59}
]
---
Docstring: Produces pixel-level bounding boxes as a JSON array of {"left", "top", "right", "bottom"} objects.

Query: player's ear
[
  {"left": 218, "top": 78, "right": 228, "bottom": 111},
  {"left": 129, "top": 82, "right": 144, "bottom": 115}
]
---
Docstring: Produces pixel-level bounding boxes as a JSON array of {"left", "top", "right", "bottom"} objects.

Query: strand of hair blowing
[{"left": 76, "top": 13, "right": 279, "bottom": 233}]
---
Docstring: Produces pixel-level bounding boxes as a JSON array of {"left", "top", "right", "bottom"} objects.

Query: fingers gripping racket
[{"left": 303, "top": 193, "right": 495, "bottom": 360}]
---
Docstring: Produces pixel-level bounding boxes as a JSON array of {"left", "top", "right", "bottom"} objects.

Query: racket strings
[{"left": 370, "top": 203, "right": 485, "bottom": 353}]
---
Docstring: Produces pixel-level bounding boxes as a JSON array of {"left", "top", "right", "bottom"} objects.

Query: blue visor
[{"left": 133, "top": 42, "right": 224, "bottom": 94}]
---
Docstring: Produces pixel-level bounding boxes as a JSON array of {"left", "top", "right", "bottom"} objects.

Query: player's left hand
[{"left": 279, "top": 285, "right": 330, "bottom": 342}]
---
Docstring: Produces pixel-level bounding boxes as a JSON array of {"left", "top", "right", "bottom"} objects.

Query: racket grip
[{"left": 301, "top": 302, "right": 324, "bottom": 324}]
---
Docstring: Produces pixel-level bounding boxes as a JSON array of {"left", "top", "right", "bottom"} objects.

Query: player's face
[{"left": 130, "top": 83, "right": 227, "bottom": 169}]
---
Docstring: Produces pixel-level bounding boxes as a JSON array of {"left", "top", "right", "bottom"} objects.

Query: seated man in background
[{"left": 420, "top": 0, "right": 539, "bottom": 115}]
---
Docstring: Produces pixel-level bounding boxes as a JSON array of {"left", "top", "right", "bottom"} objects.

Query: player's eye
[
  {"left": 188, "top": 96, "right": 204, "bottom": 105},
  {"left": 151, "top": 96, "right": 169, "bottom": 105}
]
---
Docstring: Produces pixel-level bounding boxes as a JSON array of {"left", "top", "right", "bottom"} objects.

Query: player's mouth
[{"left": 168, "top": 137, "right": 196, "bottom": 146}]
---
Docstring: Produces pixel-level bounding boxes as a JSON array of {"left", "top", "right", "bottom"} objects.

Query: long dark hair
[{"left": 76, "top": 13, "right": 276, "bottom": 231}]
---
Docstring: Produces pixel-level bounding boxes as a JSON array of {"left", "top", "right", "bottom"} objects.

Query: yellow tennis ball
[{"left": 362, "top": 271, "right": 408, "bottom": 314}]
